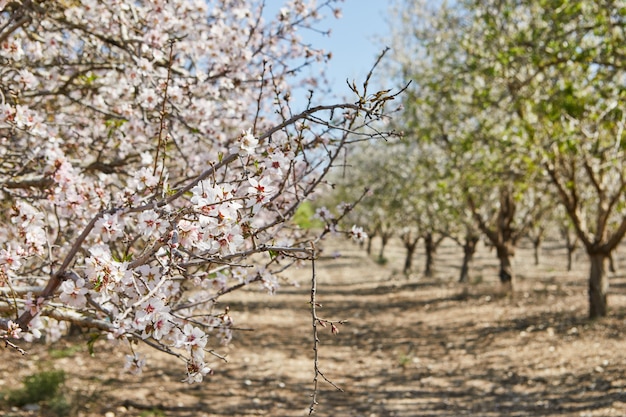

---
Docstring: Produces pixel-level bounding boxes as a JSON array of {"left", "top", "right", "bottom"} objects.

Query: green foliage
[
  {"left": 3, "top": 370, "right": 70, "bottom": 416},
  {"left": 293, "top": 201, "right": 323, "bottom": 229},
  {"left": 48, "top": 395, "right": 72, "bottom": 417},
  {"left": 49, "top": 345, "right": 83, "bottom": 359}
]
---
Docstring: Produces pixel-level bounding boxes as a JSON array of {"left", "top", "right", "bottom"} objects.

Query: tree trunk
[
  {"left": 403, "top": 240, "right": 418, "bottom": 275},
  {"left": 566, "top": 247, "right": 574, "bottom": 272},
  {"left": 378, "top": 232, "right": 391, "bottom": 262},
  {"left": 459, "top": 236, "right": 479, "bottom": 283},
  {"left": 532, "top": 238, "right": 541, "bottom": 266},
  {"left": 424, "top": 233, "right": 435, "bottom": 277},
  {"left": 562, "top": 230, "right": 577, "bottom": 272},
  {"left": 608, "top": 253, "right": 617, "bottom": 274},
  {"left": 496, "top": 243, "right": 515, "bottom": 291},
  {"left": 588, "top": 253, "right": 609, "bottom": 318},
  {"left": 365, "top": 228, "right": 377, "bottom": 255},
  {"left": 366, "top": 236, "right": 373, "bottom": 255}
]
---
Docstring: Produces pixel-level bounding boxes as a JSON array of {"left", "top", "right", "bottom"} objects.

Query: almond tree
[
  {"left": 454, "top": 0, "right": 626, "bottom": 317},
  {"left": 390, "top": 0, "right": 548, "bottom": 292},
  {"left": 392, "top": 0, "right": 626, "bottom": 317},
  {"left": 0, "top": 0, "right": 399, "bottom": 385}
]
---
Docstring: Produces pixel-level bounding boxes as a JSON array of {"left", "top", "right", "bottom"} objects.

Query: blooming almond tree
[{"left": 0, "top": 0, "right": 399, "bottom": 384}]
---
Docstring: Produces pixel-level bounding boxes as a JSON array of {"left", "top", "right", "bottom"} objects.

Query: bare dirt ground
[{"left": 2, "top": 236, "right": 626, "bottom": 417}]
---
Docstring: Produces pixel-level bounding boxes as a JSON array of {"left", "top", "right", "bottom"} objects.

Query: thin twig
[
  {"left": 308, "top": 243, "right": 344, "bottom": 415},
  {"left": 3, "top": 338, "right": 27, "bottom": 355},
  {"left": 309, "top": 243, "right": 320, "bottom": 414}
]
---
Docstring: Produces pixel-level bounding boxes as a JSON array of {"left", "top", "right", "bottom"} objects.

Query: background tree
[
  {"left": 390, "top": 0, "right": 626, "bottom": 317},
  {"left": 390, "top": 0, "right": 548, "bottom": 292}
]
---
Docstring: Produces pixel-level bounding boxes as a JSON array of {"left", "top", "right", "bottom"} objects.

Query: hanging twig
[{"left": 308, "top": 242, "right": 344, "bottom": 415}]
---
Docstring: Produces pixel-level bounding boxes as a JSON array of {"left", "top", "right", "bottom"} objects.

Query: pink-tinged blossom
[
  {"left": 248, "top": 176, "right": 275, "bottom": 210},
  {"left": 231, "top": 267, "right": 252, "bottom": 285},
  {"left": 137, "top": 210, "right": 170, "bottom": 237},
  {"left": 183, "top": 360, "right": 212, "bottom": 384},
  {"left": 24, "top": 292, "right": 44, "bottom": 316},
  {"left": 176, "top": 220, "right": 200, "bottom": 247},
  {"left": 176, "top": 323, "right": 208, "bottom": 350},
  {"left": 264, "top": 150, "right": 292, "bottom": 176},
  {"left": 135, "top": 297, "right": 168, "bottom": 325},
  {"left": 314, "top": 206, "right": 333, "bottom": 221},
  {"left": 349, "top": 225, "right": 367, "bottom": 243},
  {"left": 0, "top": 245, "right": 23, "bottom": 271},
  {"left": 13, "top": 105, "right": 42, "bottom": 130},
  {"left": 11, "top": 202, "right": 46, "bottom": 255},
  {"left": 135, "top": 264, "right": 161, "bottom": 285},
  {"left": 59, "top": 278, "right": 88, "bottom": 308},
  {"left": 1, "top": 39, "right": 24, "bottom": 60},
  {"left": 94, "top": 212, "right": 125, "bottom": 243},
  {"left": 129, "top": 167, "right": 160, "bottom": 192},
  {"left": 85, "top": 245, "right": 132, "bottom": 292},
  {"left": 22, "top": 315, "right": 43, "bottom": 342},
  {"left": 5, "top": 320, "right": 22, "bottom": 339},
  {"left": 238, "top": 129, "right": 258, "bottom": 156},
  {"left": 190, "top": 180, "right": 218, "bottom": 209},
  {"left": 0, "top": 103, "right": 14, "bottom": 123},
  {"left": 209, "top": 272, "right": 228, "bottom": 292},
  {"left": 150, "top": 313, "right": 175, "bottom": 341},
  {"left": 124, "top": 353, "right": 146, "bottom": 375},
  {"left": 214, "top": 201, "right": 242, "bottom": 225},
  {"left": 17, "top": 69, "right": 38, "bottom": 90},
  {"left": 258, "top": 267, "right": 279, "bottom": 295},
  {"left": 216, "top": 226, "right": 245, "bottom": 256},
  {"left": 138, "top": 87, "right": 160, "bottom": 109},
  {"left": 336, "top": 202, "right": 352, "bottom": 215}
]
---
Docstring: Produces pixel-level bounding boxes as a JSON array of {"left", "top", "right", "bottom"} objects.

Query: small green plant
[
  {"left": 472, "top": 275, "right": 483, "bottom": 285},
  {"left": 375, "top": 256, "right": 388, "bottom": 265},
  {"left": 4, "top": 370, "right": 70, "bottom": 416},
  {"left": 397, "top": 354, "right": 412, "bottom": 369},
  {"left": 293, "top": 201, "right": 324, "bottom": 230},
  {"left": 49, "top": 345, "right": 83, "bottom": 359}
]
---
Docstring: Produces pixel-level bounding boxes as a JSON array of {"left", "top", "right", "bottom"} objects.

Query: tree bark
[
  {"left": 403, "top": 240, "right": 419, "bottom": 275},
  {"left": 566, "top": 246, "right": 574, "bottom": 271},
  {"left": 466, "top": 187, "right": 518, "bottom": 290},
  {"left": 378, "top": 231, "right": 392, "bottom": 262},
  {"left": 496, "top": 243, "right": 515, "bottom": 290},
  {"left": 365, "top": 227, "right": 377, "bottom": 255},
  {"left": 424, "top": 233, "right": 432, "bottom": 277},
  {"left": 588, "top": 253, "right": 609, "bottom": 318},
  {"left": 565, "top": 236, "right": 576, "bottom": 271},
  {"left": 532, "top": 237, "right": 541, "bottom": 266},
  {"left": 459, "top": 236, "right": 479, "bottom": 283},
  {"left": 608, "top": 253, "right": 617, "bottom": 274},
  {"left": 421, "top": 233, "right": 446, "bottom": 277}
]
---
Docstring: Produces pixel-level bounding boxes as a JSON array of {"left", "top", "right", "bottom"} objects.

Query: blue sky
[
  {"left": 306, "top": 0, "right": 391, "bottom": 101},
  {"left": 264, "top": 1, "right": 391, "bottom": 106}
]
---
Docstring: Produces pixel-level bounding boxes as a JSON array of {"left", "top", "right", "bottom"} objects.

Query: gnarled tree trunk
[
  {"left": 565, "top": 234, "right": 577, "bottom": 271},
  {"left": 588, "top": 253, "right": 609, "bottom": 318},
  {"left": 532, "top": 236, "right": 542, "bottom": 266},
  {"left": 424, "top": 232, "right": 435, "bottom": 277},
  {"left": 496, "top": 242, "right": 515, "bottom": 290},
  {"left": 423, "top": 232, "right": 444, "bottom": 277},
  {"left": 378, "top": 229, "right": 393, "bottom": 262},
  {"left": 401, "top": 232, "right": 420, "bottom": 276},
  {"left": 459, "top": 235, "right": 479, "bottom": 283}
]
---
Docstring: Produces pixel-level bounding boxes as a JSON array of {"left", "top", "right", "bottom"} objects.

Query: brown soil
[{"left": 1, "top": 237, "right": 626, "bottom": 417}]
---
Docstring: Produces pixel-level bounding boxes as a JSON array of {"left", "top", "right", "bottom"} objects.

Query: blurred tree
[{"left": 391, "top": 0, "right": 626, "bottom": 317}]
